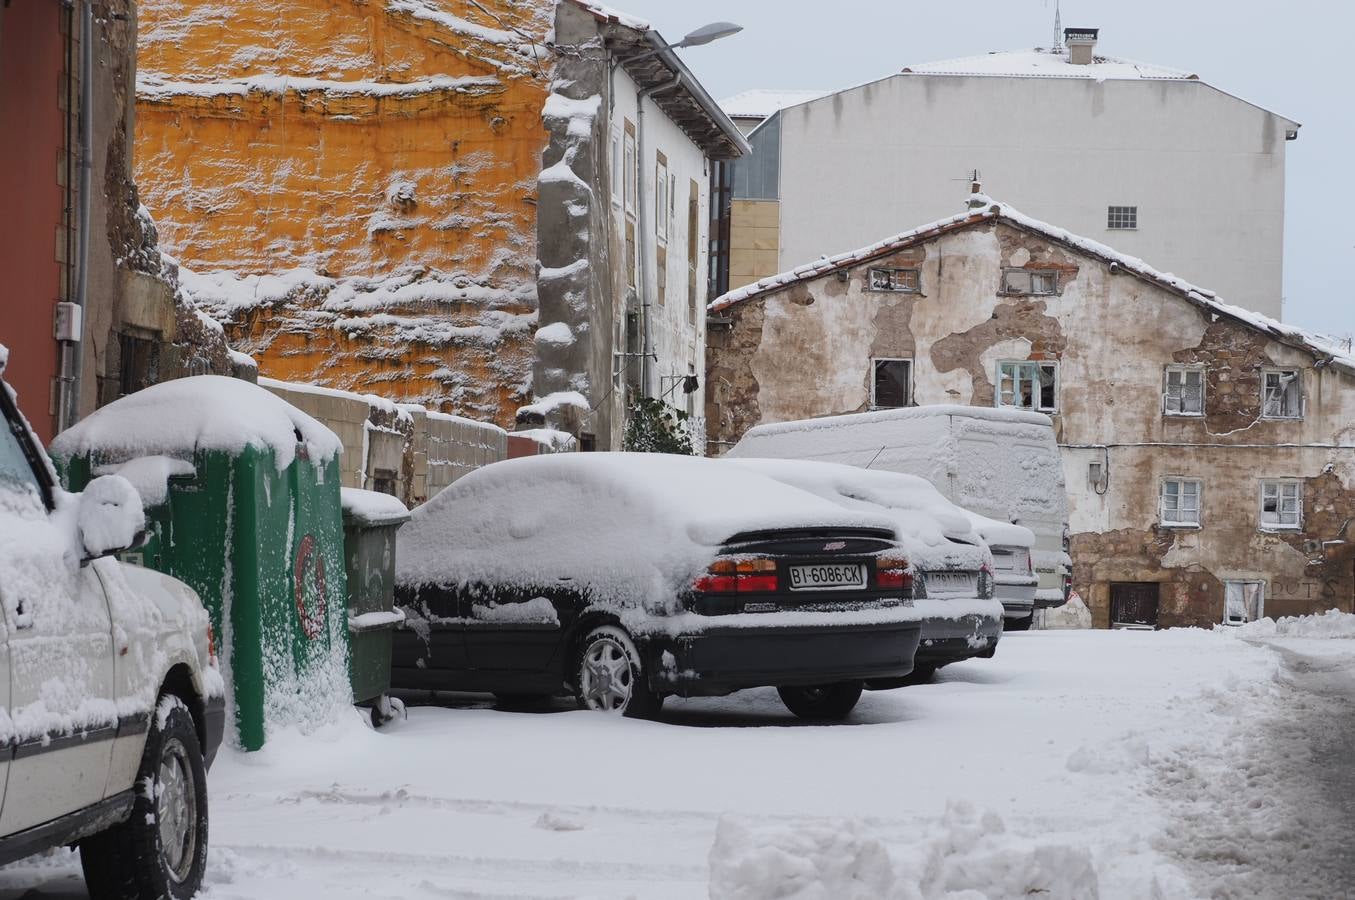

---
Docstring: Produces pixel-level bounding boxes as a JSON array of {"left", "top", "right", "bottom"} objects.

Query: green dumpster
[
  {"left": 50, "top": 376, "right": 350, "bottom": 751},
  {"left": 340, "top": 487, "right": 410, "bottom": 727}
]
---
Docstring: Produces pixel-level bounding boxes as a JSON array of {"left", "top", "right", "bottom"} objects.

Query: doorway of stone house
[
  {"left": 1110, "top": 582, "right": 1160, "bottom": 629},
  {"left": 1223, "top": 581, "right": 1265, "bottom": 625}
]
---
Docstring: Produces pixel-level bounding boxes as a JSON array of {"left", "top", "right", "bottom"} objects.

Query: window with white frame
[
  {"left": 872, "top": 358, "right": 912, "bottom": 408},
  {"left": 1164, "top": 365, "right": 1205, "bottom": 416},
  {"left": 1160, "top": 478, "right": 1202, "bottom": 527},
  {"left": 997, "top": 360, "right": 1058, "bottom": 412},
  {"left": 1261, "top": 369, "right": 1303, "bottom": 419},
  {"left": 1001, "top": 268, "right": 1058, "bottom": 295},
  {"left": 1107, "top": 205, "right": 1137, "bottom": 230},
  {"left": 655, "top": 153, "right": 669, "bottom": 244},
  {"left": 867, "top": 268, "right": 920, "bottom": 293},
  {"left": 1223, "top": 581, "right": 1265, "bottom": 625},
  {"left": 1259, "top": 480, "right": 1302, "bottom": 529}
]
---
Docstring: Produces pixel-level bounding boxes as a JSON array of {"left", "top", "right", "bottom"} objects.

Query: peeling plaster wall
[{"left": 708, "top": 219, "right": 1355, "bottom": 626}]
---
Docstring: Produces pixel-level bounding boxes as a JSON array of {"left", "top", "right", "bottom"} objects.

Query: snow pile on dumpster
[{"left": 49, "top": 374, "right": 341, "bottom": 472}]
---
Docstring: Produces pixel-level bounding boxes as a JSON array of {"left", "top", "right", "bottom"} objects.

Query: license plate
[
  {"left": 788, "top": 563, "right": 867, "bottom": 591},
  {"left": 924, "top": 572, "right": 978, "bottom": 597}
]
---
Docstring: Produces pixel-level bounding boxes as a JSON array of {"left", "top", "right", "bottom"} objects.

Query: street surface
[{"left": 1, "top": 627, "right": 1350, "bottom": 899}]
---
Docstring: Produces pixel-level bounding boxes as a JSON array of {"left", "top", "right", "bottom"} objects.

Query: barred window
[{"left": 1107, "top": 206, "right": 1137, "bottom": 230}]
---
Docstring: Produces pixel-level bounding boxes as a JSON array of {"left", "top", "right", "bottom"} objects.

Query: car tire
[
  {"left": 573, "top": 625, "right": 662, "bottom": 718},
  {"left": 1005, "top": 614, "right": 1034, "bottom": 632},
  {"left": 777, "top": 682, "right": 864, "bottom": 720},
  {"left": 80, "top": 695, "right": 209, "bottom": 900}
]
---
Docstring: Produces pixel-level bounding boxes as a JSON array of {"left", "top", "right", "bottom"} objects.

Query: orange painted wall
[{"left": 134, "top": 0, "right": 554, "bottom": 425}]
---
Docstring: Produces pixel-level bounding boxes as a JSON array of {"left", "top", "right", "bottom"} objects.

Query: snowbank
[
  {"left": 709, "top": 801, "right": 1100, "bottom": 900},
  {"left": 395, "top": 453, "right": 895, "bottom": 613},
  {"left": 49, "top": 375, "right": 342, "bottom": 473},
  {"left": 1222, "top": 608, "right": 1355, "bottom": 639}
]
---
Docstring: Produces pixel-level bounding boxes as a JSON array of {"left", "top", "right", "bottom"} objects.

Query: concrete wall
[
  {"left": 771, "top": 74, "right": 1293, "bottom": 318},
  {"left": 706, "top": 219, "right": 1355, "bottom": 627},
  {"left": 261, "top": 377, "right": 510, "bottom": 507}
]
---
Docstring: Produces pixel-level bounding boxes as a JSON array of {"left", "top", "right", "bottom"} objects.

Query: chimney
[
  {"left": 967, "top": 180, "right": 987, "bottom": 210},
  {"left": 1064, "top": 27, "right": 1098, "bottom": 65}
]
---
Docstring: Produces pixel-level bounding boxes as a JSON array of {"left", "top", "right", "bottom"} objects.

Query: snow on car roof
[
  {"left": 722, "top": 458, "right": 989, "bottom": 573},
  {"left": 50, "top": 375, "right": 342, "bottom": 473},
  {"left": 395, "top": 452, "right": 895, "bottom": 603},
  {"left": 735, "top": 405, "right": 1053, "bottom": 442}
]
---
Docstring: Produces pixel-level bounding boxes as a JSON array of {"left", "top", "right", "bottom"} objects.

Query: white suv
[{"left": 0, "top": 360, "right": 223, "bottom": 899}]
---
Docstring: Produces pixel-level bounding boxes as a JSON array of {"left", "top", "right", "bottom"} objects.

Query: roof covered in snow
[
  {"left": 901, "top": 47, "right": 1196, "bottom": 81},
  {"left": 719, "top": 89, "right": 830, "bottom": 120},
  {"left": 709, "top": 196, "right": 1355, "bottom": 376},
  {"left": 564, "top": 0, "right": 749, "bottom": 159}
]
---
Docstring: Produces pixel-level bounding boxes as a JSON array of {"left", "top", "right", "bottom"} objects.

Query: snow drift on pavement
[{"left": 1223, "top": 607, "right": 1355, "bottom": 639}]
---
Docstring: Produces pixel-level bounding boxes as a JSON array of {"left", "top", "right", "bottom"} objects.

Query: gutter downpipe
[
  {"left": 635, "top": 66, "right": 682, "bottom": 400},
  {"left": 61, "top": 0, "right": 93, "bottom": 432}
]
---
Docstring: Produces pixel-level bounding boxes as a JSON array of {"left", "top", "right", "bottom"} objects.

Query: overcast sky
[{"left": 612, "top": 0, "right": 1354, "bottom": 339}]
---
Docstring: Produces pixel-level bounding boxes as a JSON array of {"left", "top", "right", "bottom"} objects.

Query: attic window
[
  {"left": 1001, "top": 268, "right": 1058, "bottom": 296},
  {"left": 1107, "top": 206, "right": 1137, "bottom": 230},
  {"left": 1261, "top": 369, "right": 1303, "bottom": 419},
  {"left": 867, "top": 268, "right": 920, "bottom": 293}
]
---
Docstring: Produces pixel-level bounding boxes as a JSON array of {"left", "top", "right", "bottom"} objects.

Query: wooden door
[{"left": 1110, "top": 582, "right": 1160, "bottom": 628}]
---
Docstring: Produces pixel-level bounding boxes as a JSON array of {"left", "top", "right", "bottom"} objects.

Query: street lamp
[{"left": 625, "top": 21, "right": 742, "bottom": 63}]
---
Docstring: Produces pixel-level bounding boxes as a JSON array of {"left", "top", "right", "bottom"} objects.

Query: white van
[{"left": 726, "top": 405, "right": 1070, "bottom": 628}]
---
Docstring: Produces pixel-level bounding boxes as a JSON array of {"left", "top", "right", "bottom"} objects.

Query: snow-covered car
[
  {"left": 723, "top": 458, "right": 1005, "bottom": 683},
  {"left": 0, "top": 354, "right": 223, "bottom": 898},
  {"left": 963, "top": 513, "right": 1040, "bottom": 629},
  {"left": 391, "top": 453, "right": 924, "bottom": 720},
  {"left": 726, "top": 405, "right": 1071, "bottom": 626}
]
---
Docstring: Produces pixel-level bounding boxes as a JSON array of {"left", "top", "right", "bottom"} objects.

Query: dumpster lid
[
  {"left": 341, "top": 487, "right": 411, "bottom": 527},
  {"left": 94, "top": 455, "right": 196, "bottom": 508}
]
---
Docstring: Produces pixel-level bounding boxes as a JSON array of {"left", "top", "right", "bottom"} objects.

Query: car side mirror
[{"left": 78, "top": 475, "right": 147, "bottom": 562}]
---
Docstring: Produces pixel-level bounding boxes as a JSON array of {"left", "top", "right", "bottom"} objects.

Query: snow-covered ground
[{"left": 2, "top": 625, "right": 1351, "bottom": 899}]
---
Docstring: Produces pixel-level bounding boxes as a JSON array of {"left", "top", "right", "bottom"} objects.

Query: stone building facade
[{"left": 706, "top": 193, "right": 1355, "bottom": 629}]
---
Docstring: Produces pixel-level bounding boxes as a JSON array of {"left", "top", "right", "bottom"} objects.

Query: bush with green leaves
[{"left": 623, "top": 397, "right": 695, "bottom": 455}]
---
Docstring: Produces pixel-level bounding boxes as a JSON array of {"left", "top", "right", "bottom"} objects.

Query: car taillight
[
  {"left": 875, "top": 554, "right": 913, "bottom": 590},
  {"left": 692, "top": 557, "right": 779, "bottom": 593}
]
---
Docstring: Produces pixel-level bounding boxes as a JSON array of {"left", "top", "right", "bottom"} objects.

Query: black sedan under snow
[{"left": 390, "top": 453, "right": 924, "bottom": 720}]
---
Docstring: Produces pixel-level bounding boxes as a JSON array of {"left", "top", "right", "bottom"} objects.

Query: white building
[
  {"left": 527, "top": 0, "right": 748, "bottom": 450},
  {"left": 719, "top": 28, "right": 1299, "bottom": 319}
]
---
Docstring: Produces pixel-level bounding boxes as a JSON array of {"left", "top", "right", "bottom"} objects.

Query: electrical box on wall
[{"left": 53, "top": 302, "right": 83, "bottom": 342}]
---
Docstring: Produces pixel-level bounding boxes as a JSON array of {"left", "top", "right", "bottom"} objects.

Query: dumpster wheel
[{"left": 370, "top": 694, "right": 405, "bottom": 729}]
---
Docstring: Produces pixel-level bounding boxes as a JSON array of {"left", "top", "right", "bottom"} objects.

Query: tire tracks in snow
[{"left": 1149, "top": 640, "right": 1355, "bottom": 900}]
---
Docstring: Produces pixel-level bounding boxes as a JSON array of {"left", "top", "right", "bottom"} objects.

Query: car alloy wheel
[
  {"left": 581, "top": 634, "right": 635, "bottom": 712},
  {"left": 157, "top": 737, "right": 199, "bottom": 884},
  {"left": 574, "top": 625, "right": 662, "bottom": 718}
]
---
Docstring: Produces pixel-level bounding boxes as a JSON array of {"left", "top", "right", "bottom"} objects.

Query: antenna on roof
[{"left": 1053, "top": 0, "right": 1063, "bottom": 50}]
